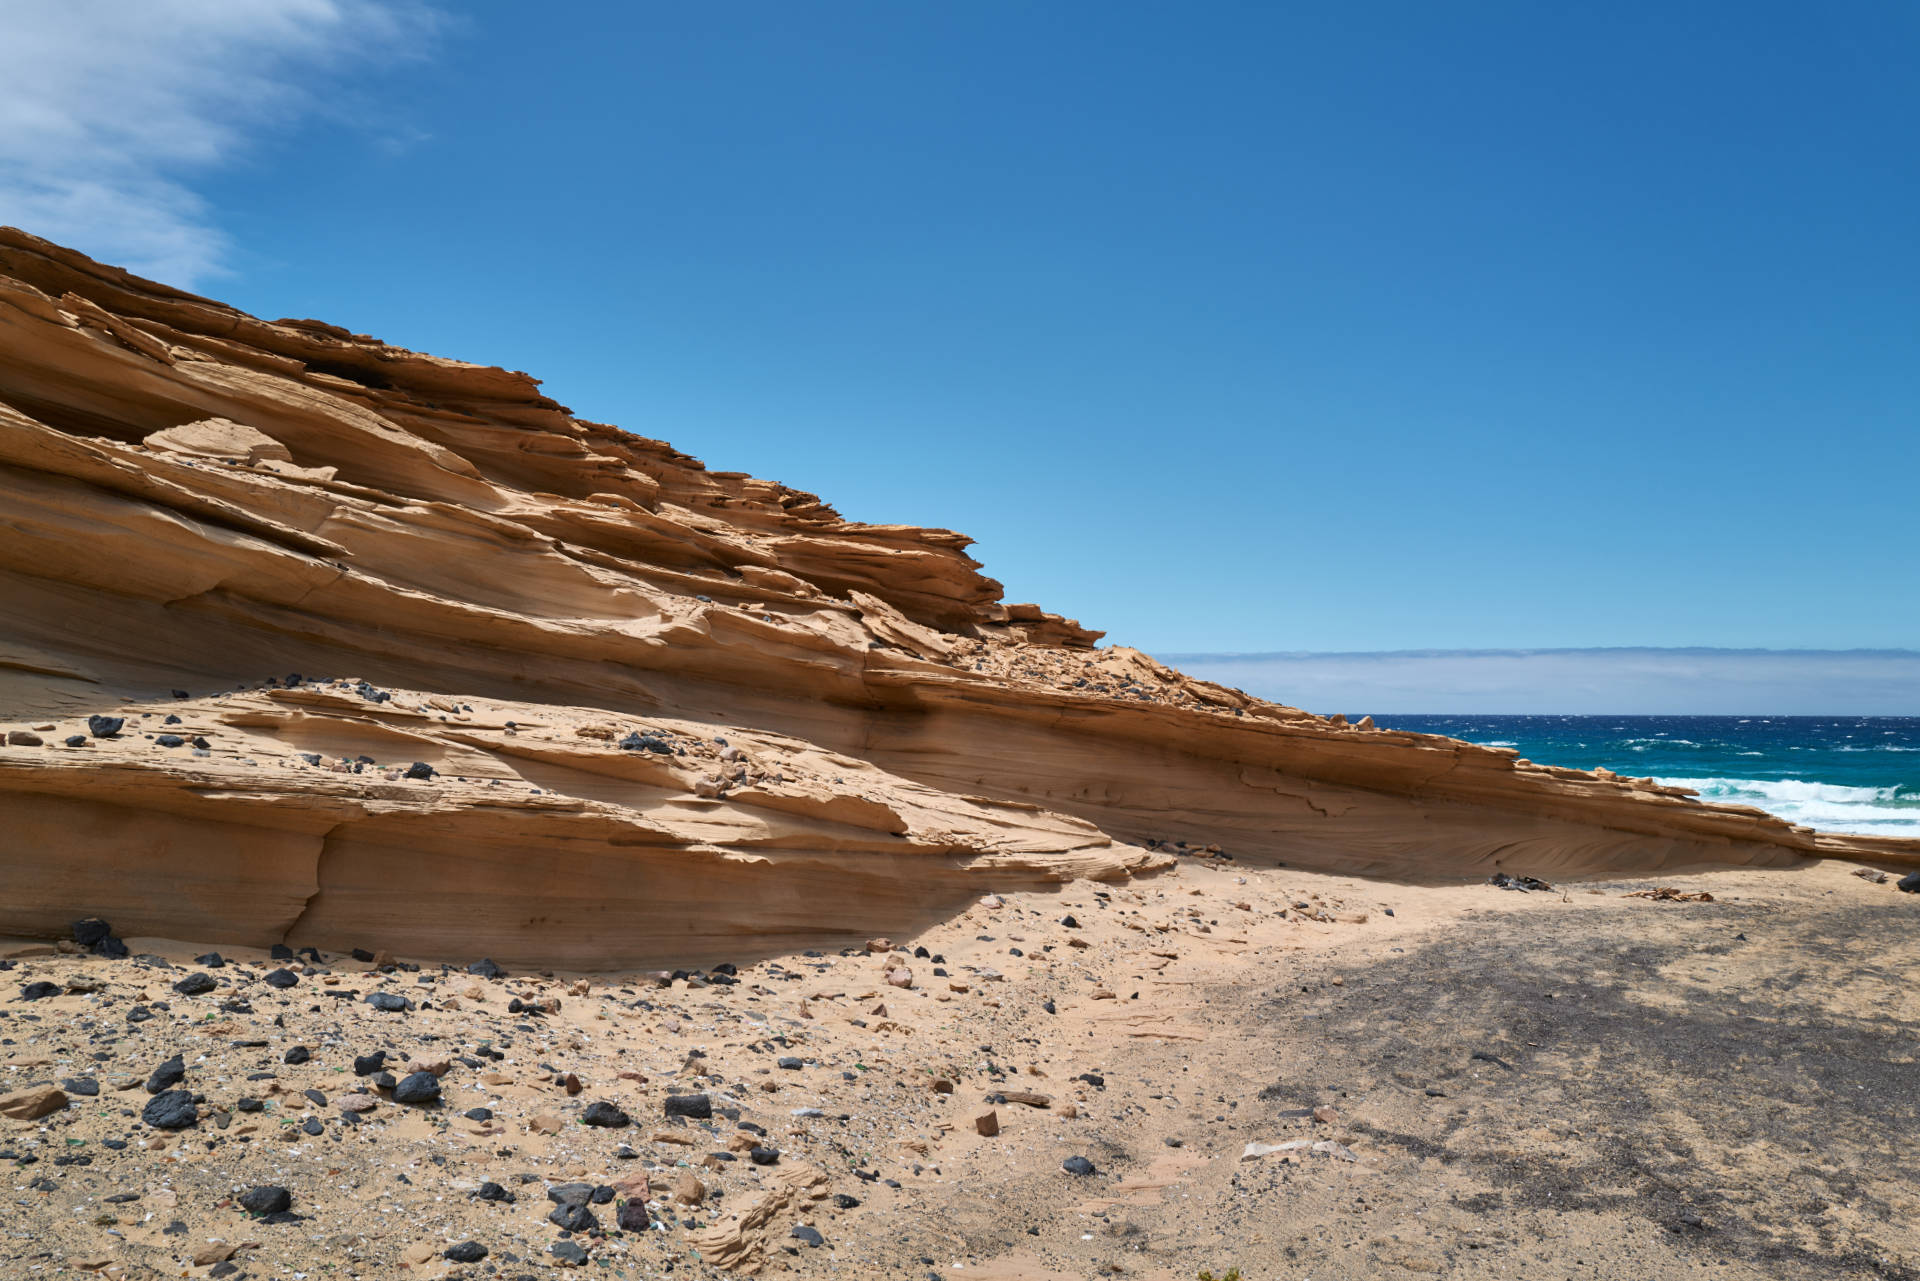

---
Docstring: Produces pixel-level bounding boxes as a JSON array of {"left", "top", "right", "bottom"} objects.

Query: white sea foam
[{"left": 1657, "top": 776, "right": 1919, "bottom": 836}]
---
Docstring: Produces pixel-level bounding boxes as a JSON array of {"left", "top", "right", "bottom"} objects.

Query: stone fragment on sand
[
  {"left": 1241, "top": 1140, "right": 1310, "bottom": 1160},
  {"left": 1062, "top": 1155, "right": 1096, "bottom": 1175},
  {"left": 0, "top": 1085, "right": 67, "bottom": 1121},
  {"left": 549, "top": 1202, "right": 598, "bottom": 1232},
  {"left": 582, "top": 1101, "right": 630, "bottom": 1127},
  {"left": 391, "top": 1071, "right": 441, "bottom": 1105},
  {"left": 663, "top": 1092, "right": 712, "bottom": 1119},
  {"left": 445, "top": 1241, "right": 488, "bottom": 1263},
  {"left": 70, "top": 918, "right": 113, "bottom": 948},
  {"left": 974, "top": 1110, "right": 1000, "bottom": 1136},
  {"left": 172, "top": 973, "right": 216, "bottom": 996},
  {"left": 616, "top": 1199, "right": 650, "bottom": 1230},
  {"left": 86, "top": 715, "right": 123, "bottom": 738},
  {"left": 240, "top": 1185, "right": 291, "bottom": 1215},
  {"left": 144, "top": 1055, "right": 185, "bottom": 1094},
  {"left": 6, "top": 730, "right": 42, "bottom": 746},
  {"left": 142, "top": 1090, "right": 197, "bottom": 1130}
]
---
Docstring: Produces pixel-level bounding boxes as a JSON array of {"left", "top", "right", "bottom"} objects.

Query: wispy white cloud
[
  {"left": 1164, "top": 648, "right": 1920, "bottom": 715},
  {"left": 0, "top": 0, "right": 439, "bottom": 289}
]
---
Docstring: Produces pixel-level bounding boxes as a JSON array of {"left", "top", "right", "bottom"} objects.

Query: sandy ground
[{"left": 4, "top": 856, "right": 1916, "bottom": 1281}]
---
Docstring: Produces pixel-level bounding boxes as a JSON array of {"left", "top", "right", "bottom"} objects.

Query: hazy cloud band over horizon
[
  {"left": 0, "top": 0, "right": 438, "bottom": 288},
  {"left": 1164, "top": 648, "right": 1920, "bottom": 716}
]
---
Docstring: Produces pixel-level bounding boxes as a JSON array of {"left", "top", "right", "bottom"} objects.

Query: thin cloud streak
[
  {"left": 1164, "top": 648, "right": 1920, "bottom": 716},
  {"left": 0, "top": 0, "right": 438, "bottom": 287}
]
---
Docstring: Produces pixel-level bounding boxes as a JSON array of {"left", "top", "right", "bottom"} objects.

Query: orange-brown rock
[{"left": 0, "top": 228, "right": 1912, "bottom": 969}]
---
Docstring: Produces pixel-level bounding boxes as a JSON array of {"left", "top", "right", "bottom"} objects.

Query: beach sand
[{"left": 5, "top": 855, "right": 1914, "bottom": 1280}]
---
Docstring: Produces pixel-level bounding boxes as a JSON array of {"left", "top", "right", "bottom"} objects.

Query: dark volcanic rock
[
  {"left": 144, "top": 1055, "right": 186, "bottom": 1094},
  {"left": 1062, "top": 1155, "right": 1097, "bottom": 1175},
  {"left": 70, "top": 918, "right": 113, "bottom": 948},
  {"left": 548, "top": 1202, "right": 597, "bottom": 1233},
  {"left": 263, "top": 968, "right": 299, "bottom": 989},
  {"left": 581, "top": 1101, "right": 630, "bottom": 1128},
  {"left": 445, "top": 1241, "right": 488, "bottom": 1263},
  {"left": 141, "top": 1090, "right": 197, "bottom": 1130},
  {"left": 663, "top": 1092, "right": 711, "bottom": 1119},
  {"left": 86, "top": 715, "right": 124, "bottom": 738},
  {"left": 391, "top": 1071, "right": 441, "bottom": 1105},
  {"left": 172, "top": 973, "right": 217, "bottom": 996},
  {"left": 240, "top": 1185, "right": 292, "bottom": 1216}
]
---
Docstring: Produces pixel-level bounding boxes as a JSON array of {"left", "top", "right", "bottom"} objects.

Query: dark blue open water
[{"left": 1373, "top": 715, "right": 1920, "bottom": 838}]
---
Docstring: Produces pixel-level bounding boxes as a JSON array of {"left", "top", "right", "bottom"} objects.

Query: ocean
[{"left": 1372, "top": 715, "right": 1920, "bottom": 839}]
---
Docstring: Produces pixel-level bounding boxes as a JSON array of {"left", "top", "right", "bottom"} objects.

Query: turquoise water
[{"left": 1374, "top": 715, "right": 1920, "bottom": 838}]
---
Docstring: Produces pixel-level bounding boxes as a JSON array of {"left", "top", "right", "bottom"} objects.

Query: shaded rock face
[{"left": 0, "top": 228, "right": 1911, "bottom": 968}]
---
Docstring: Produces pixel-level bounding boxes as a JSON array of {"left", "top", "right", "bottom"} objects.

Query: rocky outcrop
[{"left": 1, "top": 227, "right": 1911, "bottom": 966}]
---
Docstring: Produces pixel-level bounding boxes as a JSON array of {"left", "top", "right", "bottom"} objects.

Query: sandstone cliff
[{"left": 1, "top": 227, "right": 1910, "bottom": 966}]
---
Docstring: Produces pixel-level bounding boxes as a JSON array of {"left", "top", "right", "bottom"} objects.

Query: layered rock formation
[{"left": 1, "top": 227, "right": 1911, "bottom": 966}]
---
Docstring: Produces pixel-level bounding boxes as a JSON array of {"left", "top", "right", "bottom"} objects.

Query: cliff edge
[{"left": 2, "top": 227, "right": 1911, "bottom": 966}]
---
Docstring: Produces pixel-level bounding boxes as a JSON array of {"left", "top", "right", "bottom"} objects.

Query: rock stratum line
[{"left": 0, "top": 227, "right": 1910, "bottom": 966}]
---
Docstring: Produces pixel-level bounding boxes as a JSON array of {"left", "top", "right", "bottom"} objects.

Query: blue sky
[{"left": 3, "top": 1, "right": 1916, "bottom": 658}]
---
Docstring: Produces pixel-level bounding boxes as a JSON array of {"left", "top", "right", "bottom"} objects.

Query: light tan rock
[
  {"left": 0, "top": 1085, "right": 66, "bottom": 1121},
  {"left": 143, "top": 417, "right": 292, "bottom": 465}
]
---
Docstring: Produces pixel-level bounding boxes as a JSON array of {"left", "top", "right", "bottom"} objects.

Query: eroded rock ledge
[{"left": 0, "top": 227, "right": 1911, "bottom": 965}]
